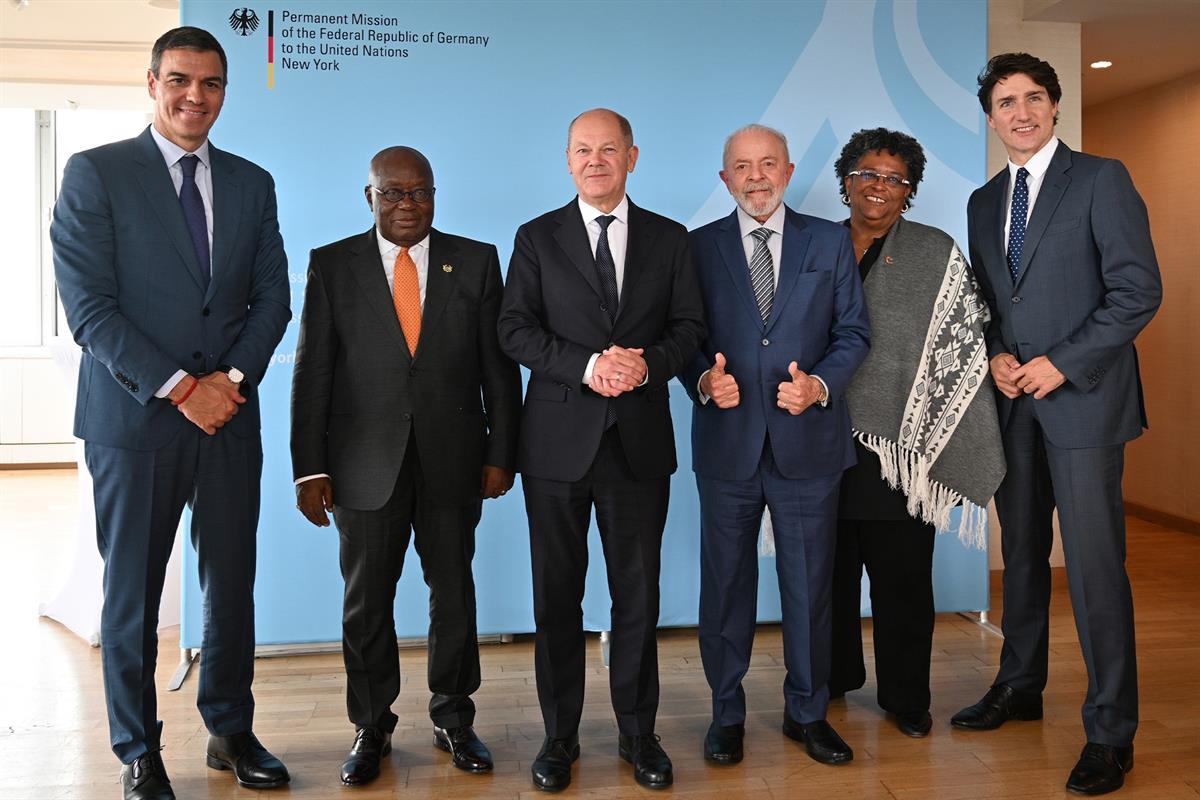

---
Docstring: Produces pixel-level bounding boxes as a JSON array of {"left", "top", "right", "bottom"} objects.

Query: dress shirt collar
[
  {"left": 736, "top": 201, "right": 786, "bottom": 240},
  {"left": 149, "top": 124, "right": 211, "bottom": 171},
  {"left": 1007, "top": 135, "right": 1058, "bottom": 184},
  {"left": 577, "top": 194, "right": 629, "bottom": 227},
  {"left": 376, "top": 229, "right": 430, "bottom": 258}
]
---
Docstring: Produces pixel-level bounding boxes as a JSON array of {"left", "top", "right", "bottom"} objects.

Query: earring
[
  {"left": 841, "top": 195, "right": 850, "bottom": 206},
  {"left": 901, "top": 201, "right": 911, "bottom": 213}
]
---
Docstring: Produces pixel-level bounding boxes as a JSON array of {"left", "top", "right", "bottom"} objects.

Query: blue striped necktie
[{"left": 749, "top": 227, "right": 775, "bottom": 323}]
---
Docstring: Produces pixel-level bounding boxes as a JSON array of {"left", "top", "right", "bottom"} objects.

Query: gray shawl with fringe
[{"left": 845, "top": 217, "right": 1005, "bottom": 548}]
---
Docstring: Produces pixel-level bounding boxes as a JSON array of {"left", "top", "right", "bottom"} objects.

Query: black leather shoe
[
  {"left": 618, "top": 733, "right": 673, "bottom": 789},
  {"left": 1066, "top": 743, "right": 1133, "bottom": 795},
  {"left": 703, "top": 721, "right": 744, "bottom": 764},
  {"left": 950, "top": 684, "right": 1043, "bottom": 730},
  {"left": 895, "top": 710, "right": 933, "bottom": 738},
  {"left": 340, "top": 727, "right": 392, "bottom": 786},
  {"left": 433, "top": 725, "right": 493, "bottom": 773},
  {"left": 782, "top": 716, "right": 853, "bottom": 764},
  {"left": 121, "top": 750, "right": 174, "bottom": 800},
  {"left": 206, "top": 731, "right": 290, "bottom": 788},
  {"left": 531, "top": 734, "right": 579, "bottom": 792}
]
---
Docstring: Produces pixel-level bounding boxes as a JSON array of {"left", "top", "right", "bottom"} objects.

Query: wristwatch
[{"left": 217, "top": 365, "right": 245, "bottom": 384}]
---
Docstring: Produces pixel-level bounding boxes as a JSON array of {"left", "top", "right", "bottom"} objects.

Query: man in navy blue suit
[
  {"left": 952, "top": 53, "right": 1161, "bottom": 797},
  {"left": 51, "top": 27, "right": 291, "bottom": 800},
  {"left": 681, "top": 124, "right": 870, "bottom": 767}
]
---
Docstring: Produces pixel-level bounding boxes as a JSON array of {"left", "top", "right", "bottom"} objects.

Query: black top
[{"left": 838, "top": 220, "right": 914, "bottom": 521}]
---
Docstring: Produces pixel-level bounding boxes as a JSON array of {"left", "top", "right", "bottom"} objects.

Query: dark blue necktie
[
  {"left": 1006, "top": 166, "right": 1030, "bottom": 282},
  {"left": 594, "top": 215, "right": 619, "bottom": 428},
  {"left": 179, "top": 154, "right": 211, "bottom": 286}
]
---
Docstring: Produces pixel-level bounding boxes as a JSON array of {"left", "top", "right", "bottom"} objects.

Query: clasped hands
[
  {"left": 700, "top": 353, "right": 823, "bottom": 415},
  {"left": 590, "top": 345, "right": 647, "bottom": 397},
  {"left": 169, "top": 372, "right": 245, "bottom": 435},
  {"left": 990, "top": 353, "right": 1065, "bottom": 400}
]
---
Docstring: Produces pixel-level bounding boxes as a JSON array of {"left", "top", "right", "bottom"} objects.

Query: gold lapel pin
[
  {"left": 442, "top": 264, "right": 453, "bottom": 273},
  {"left": 884, "top": 255, "right": 895, "bottom": 265}
]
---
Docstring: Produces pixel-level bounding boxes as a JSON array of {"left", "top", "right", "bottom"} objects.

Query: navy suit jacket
[
  {"left": 681, "top": 207, "right": 870, "bottom": 482},
  {"left": 968, "top": 141, "right": 1161, "bottom": 448},
  {"left": 51, "top": 126, "right": 291, "bottom": 451}
]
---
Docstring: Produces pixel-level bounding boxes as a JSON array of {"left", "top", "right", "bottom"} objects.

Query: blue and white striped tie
[{"left": 749, "top": 227, "right": 775, "bottom": 323}]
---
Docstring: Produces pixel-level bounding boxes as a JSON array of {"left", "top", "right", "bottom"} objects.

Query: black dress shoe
[
  {"left": 340, "top": 727, "right": 392, "bottom": 786},
  {"left": 1066, "top": 742, "right": 1133, "bottom": 795},
  {"left": 950, "top": 684, "right": 1043, "bottom": 730},
  {"left": 618, "top": 733, "right": 673, "bottom": 789},
  {"left": 895, "top": 710, "right": 933, "bottom": 738},
  {"left": 782, "top": 716, "right": 853, "bottom": 764},
  {"left": 703, "top": 721, "right": 745, "bottom": 764},
  {"left": 433, "top": 724, "right": 493, "bottom": 773},
  {"left": 121, "top": 750, "right": 174, "bottom": 800},
  {"left": 531, "top": 734, "right": 579, "bottom": 792},
  {"left": 206, "top": 731, "right": 290, "bottom": 788}
]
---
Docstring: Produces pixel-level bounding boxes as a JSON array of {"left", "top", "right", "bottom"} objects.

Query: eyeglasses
[
  {"left": 847, "top": 170, "right": 911, "bottom": 189},
  {"left": 368, "top": 186, "right": 436, "bottom": 204}
]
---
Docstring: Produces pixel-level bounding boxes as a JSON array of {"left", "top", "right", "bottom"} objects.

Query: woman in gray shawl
[{"left": 828, "top": 128, "right": 1005, "bottom": 738}]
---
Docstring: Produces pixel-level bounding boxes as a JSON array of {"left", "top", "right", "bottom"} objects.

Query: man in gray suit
[
  {"left": 951, "top": 53, "right": 1162, "bottom": 796},
  {"left": 290, "top": 146, "right": 521, "bottom": 787}
]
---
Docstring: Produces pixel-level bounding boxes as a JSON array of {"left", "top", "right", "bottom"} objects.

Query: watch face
[{"left": 227, "top": 368, "right": 245, "bottom": 383}]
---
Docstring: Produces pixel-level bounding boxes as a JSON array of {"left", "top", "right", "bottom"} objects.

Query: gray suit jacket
[{"left": 968, "top": 141, "right": 1161, "bottom": 449}]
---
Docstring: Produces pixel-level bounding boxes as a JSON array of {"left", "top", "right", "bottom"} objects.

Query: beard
[{"left": 733, "top": 180, "right": 782, "bottom": 219}]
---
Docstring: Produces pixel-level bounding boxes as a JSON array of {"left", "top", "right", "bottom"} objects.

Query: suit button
[
  {"left": 600, "top": 303, "right": 608, "bottom": 312},
  {"left": 202, "top": 307, "right": 210, "bottom": 316},
  {"left": 762, "top": 338, "right": 770, "bottom": 346},
  {"left": 192, "top": 351, "right": 203, "bottom": 360},
  {"left": 1012, "top": 296, "right": 1022, "bottom": 303},
  {"left": 403, "top": 412, "right": 412, "bottom": 420}
]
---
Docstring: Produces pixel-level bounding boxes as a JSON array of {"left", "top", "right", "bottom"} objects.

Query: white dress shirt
[
  {"left": 698, "top": 202, "right": 828, "bottom": 406},
  {"left": 579, "top": 196, "right": 640, "bottom": 386},
  {"left": 150, "top": 125, "right": 218, "bottom": 398},
  {"left": 1003, "top": 135, "right": 1059, "bottom": 246}
]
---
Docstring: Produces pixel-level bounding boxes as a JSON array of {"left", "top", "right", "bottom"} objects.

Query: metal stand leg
[
  {"left": 599, "top": 630, "right": 611, "bottom": 669},
  {"left": 168, "top": 648, "right": 197, "bottom": 691},
  {"left": 957, "top": 611, "right": 1003, "bottom": 639}
]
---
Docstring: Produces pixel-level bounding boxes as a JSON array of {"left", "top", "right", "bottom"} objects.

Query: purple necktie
[{"left": 179, "top": 154, "right": 210, "bottom": 287}]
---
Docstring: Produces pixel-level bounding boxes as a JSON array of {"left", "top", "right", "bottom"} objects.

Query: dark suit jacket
[
  {"left": 51, "top": 126, "right": 291, "bottom": 450},
  {"left": 290, "top": 227, "right": 521, "bottom": 510},
  {"left": 497, "top": 198, "right": 705, "bottom": 482},
  {"left": 968, "top": 141, "right": 1162, "bottom": 448},
  {"left": 680, "top": 207, "right": 870, "bottom": 482}
]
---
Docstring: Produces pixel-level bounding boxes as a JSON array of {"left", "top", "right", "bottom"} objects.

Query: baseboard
[{"left": 1126, "top": 502, "right": 1200, "bottom": 536}]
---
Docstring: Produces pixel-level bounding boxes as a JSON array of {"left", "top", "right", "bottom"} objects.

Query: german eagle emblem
[{"left": 228, "top": 8, "right": 260, "bottom": 36}]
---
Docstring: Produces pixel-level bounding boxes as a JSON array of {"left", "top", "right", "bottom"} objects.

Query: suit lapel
[
  {"left": 348, "top": 228, "right": 409, "bottom": 358},
  {"left": 417, "top": 229, "right": 457, "bottom": 359},
  {"left": 715, "top": 211, "right": 764, "bottom": 329},
  {"left": 207, "top": 145, "right": 242, "bottom": 304},
  {"left": 616, "top": 200, "right": 653, "bottom": 324},
  {"left": 1014, "top": 141, "right": 1072, "bottom": 289},
  {"left": 552, "top": 200, "right": 604, "bottom": 300},
  {"left": 978, "top": 169, "right": 1010, "bottom": 288},
  {"left": 132, "top": 128, "right": 207, "bottom": 292},
  {"left": 769, "top": 208, "right": 811, "bottom": 334}
]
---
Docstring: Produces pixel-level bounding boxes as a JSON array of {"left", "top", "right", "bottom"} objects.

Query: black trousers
[
  {"left": 332, "top": 436, "right": 483, "bottom": 732},
  {"left": 522, "top": 427, "right": 670, "bottom": 738},
  {"left": 830, "top": 516, "right": 935, "bottom": 714}
]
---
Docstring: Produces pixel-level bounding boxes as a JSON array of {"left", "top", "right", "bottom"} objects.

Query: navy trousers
[
  {"left": 86, "top": 425, "right": 261, "bottom": 763},
  {"left": 697, "top": 438, "right": 841, "bottom": 726}
]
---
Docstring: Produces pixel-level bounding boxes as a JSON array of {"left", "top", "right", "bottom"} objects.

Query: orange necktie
[{"left": 392, "top": 247, "right": 421, "bottom": 356}]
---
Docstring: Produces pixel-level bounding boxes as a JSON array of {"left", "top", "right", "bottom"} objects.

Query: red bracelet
[{"left": 172, "top": 376, "right": 199, "bottom": 406}]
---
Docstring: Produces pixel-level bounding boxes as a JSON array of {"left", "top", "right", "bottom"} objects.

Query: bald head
[
  {"left": 567, "top": 108, "right": 634, "bottom": 150},
  {"left": 368, "top": 145, "right": 433, "bottom": 186},
  {"left": 365, "top": 145, "right": 435, "bottom": 247}
]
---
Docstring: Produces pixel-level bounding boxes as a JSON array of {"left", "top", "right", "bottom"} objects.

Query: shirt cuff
[
  {"left": 155, "top": 369, "right": 188, "bottom": 399},
  {"left": 812, "top": 374, "right": 830, "bottom": 407},
  {"left": 295, "top": 474, "right": 330, "bottom": 485},
  {"left": 697, "top": 370, "right": 711, "bottom": 405},
  {"left": 583, "top": 352, "right": 601, "bottom": 386}
]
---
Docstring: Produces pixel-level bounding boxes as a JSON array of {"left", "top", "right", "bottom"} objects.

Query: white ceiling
[{"left": 1025, "top": 0, "right": 1200, "bottom": 107}]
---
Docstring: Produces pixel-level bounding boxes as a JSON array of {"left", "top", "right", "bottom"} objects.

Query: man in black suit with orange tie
[
  {"left": 291, "top": 146, "right": 521, "bottom": 786},
  {"left": 498, "top": 108, "right": 705, "bottom": 792}
]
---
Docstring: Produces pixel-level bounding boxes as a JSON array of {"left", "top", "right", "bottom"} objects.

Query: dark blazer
[
  {"left": 680, "top": 207, "right": 870, "bottom": 482},
  {"left": 497, "top": 198, "right": 705, "bottom": 482},
  {"left": 968, "top": 141, "right": 1162, "bottom": 448},
  {"left": 290, "top": 227, "right": 521, "bottom": 510},
  {"left": 52, "top": 126, "right": 291, "bottom": 450}
]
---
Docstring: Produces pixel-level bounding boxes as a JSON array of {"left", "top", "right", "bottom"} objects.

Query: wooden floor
[{"left": 2, "top": 469, "right": 1198, "bottom": 799}]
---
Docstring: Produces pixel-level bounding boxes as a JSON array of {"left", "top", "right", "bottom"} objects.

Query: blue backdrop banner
[{"left": 180, "top": 0, "right": 990, "bottom": 647}]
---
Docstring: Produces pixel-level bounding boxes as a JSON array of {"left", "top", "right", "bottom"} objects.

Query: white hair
[{"left": 722, "top": 124, "right": 789, "bottom": 169}]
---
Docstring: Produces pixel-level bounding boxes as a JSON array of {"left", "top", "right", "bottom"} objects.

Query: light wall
[{"left": 1085, "top": 71, "right": 1200, "bottom": 526}]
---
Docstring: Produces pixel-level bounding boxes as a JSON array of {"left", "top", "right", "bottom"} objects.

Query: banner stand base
[{"left": 958, "top": 611, "right": 1003, "bottom": 639}]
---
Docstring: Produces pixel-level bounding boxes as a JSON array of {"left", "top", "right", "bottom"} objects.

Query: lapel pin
[
  {"left": 442, "top": 264, "right": 453, "bottom": 273},
  {"left": 884, "top": 255, "right": 895, "bottom": 265}
]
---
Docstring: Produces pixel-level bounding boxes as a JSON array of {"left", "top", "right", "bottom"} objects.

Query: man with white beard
[{"left": 679, "top": 124, "right": 870, "bottom": 767}]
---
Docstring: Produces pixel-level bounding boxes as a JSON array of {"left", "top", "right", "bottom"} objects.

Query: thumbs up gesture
[
  {"left": 700, "top": 352, "right": 740, "bottom": 409},
  {"left": 777, "top": 361, "right": 825, "bottom": 416}
]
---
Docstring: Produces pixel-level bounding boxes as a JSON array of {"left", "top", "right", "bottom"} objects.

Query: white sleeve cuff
[
  {"left": 295, "top": 474, "right": 330, "bottom": 485},
  {"left": 583, "top": 352, "right": 601, "bottom": 386},
  {"left": 812, "top": 374, "right": 830, "bottom": 407},
  {"left": 155, "top": 369, "right": 189, "bottom": 398},
  {"left": 697, "top": 370, "right": 711, "bottom": 404}
]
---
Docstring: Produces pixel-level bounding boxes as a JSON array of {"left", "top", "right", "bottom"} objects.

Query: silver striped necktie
[{"left": 749, "top": 227, "right": 775, "bottom": 323}]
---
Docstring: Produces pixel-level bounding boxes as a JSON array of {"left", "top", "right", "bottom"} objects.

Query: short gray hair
[
  {"left": 567, "top": 108, "right": 634, "bottom": 149},
  {"left": 722, "top": 124, "right": 789, "bottom": 169}
]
